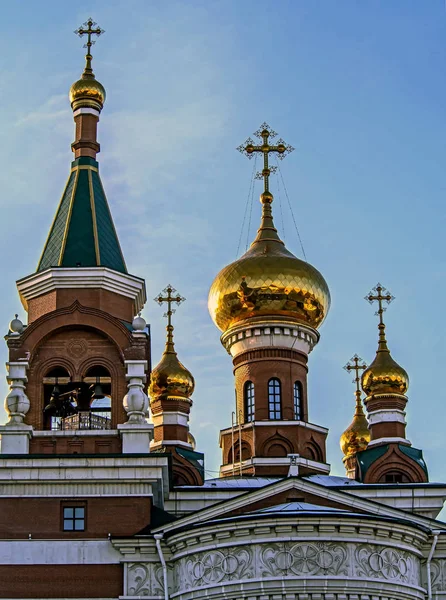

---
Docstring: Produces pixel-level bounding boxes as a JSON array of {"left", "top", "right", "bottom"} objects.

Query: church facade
[{"left": 1, "top": 19, "right": 446, "bottom": 600}]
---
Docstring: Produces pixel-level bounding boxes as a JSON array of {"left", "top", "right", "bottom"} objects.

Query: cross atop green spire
[{"left": 37, "top": 157, "right": 127, "bottom": 273}]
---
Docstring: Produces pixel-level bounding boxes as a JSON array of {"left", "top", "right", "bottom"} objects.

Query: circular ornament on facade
[
  {"left": 221, "top": 554, "right": 239, "bottom": 576},
  {"left": 67, "top": 339, "right": 88, "bottom": 359}
]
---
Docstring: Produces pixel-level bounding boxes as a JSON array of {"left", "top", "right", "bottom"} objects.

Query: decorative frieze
[{"left": 171, "top": 540, "right": 423, "bottom": 599}]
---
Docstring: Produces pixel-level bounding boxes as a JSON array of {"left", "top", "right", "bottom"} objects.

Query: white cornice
[
  {"left": 220, "top": 420, "right": 328, "bottom": 436},
  {"left": 221, "top": 320, "right": 319, "bottom": 357},
  {"left": 152, "top": 474, "right": 445, "bottom": 536},
  {"left": 17, "top": 267, "right": 146, "bottom": 314}
]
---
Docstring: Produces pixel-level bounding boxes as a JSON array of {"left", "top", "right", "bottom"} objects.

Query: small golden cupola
[
  {"left": 149, "top": 286, "right": 195, "bottom": 402},
  {"left": 70, "top": 18, "right": 106, "bottom": 112},
  {"left": 361, "top": 284, "right": 409, "bottom": 396},
  {"left": 208, "top": 124, "right": 330, "bottom": 334},
  {"left": 149, "top": 285, "right": 203, "bottom": 487},
  {"left": 340, "top": 355, "right": 370, "bottom": 478}
]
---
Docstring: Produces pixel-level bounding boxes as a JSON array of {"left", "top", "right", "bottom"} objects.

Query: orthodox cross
[
  {"left": 365, "top": 283, "right": 394, "bottom": 326},
  {"left": 344, "top": 354, "right": 367, "bottom": 398},
  {"left": 74, "top": 18, "right": 104, "bottom": 70},
  {"left": 237, "top": 122, "right": 294, "bottom": 193},
  {"left": 154, "top": 285, "right": 185, "bottom": 330}
]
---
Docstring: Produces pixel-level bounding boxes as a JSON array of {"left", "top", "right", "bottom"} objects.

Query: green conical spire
[{"left": 38, "top": 157, "right": 127, "bottom": 273}]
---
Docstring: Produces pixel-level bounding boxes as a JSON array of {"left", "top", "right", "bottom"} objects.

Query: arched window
[
  {"left": 294, "top": 381, "right": 302, "bottom": 420},
  {"left": 268, "top": 378, "right": 282, "bottom": 420},
  {"left": 244, "top": 381, "right": 255, "bottom": 422}
]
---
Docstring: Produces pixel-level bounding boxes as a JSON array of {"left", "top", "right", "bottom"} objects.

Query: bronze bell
[
  {"left": 91, "top": 377, "right": 104, "bottom": 400},
  {"left": 44, "top": 382, "right": 60, "bottom": 414}
]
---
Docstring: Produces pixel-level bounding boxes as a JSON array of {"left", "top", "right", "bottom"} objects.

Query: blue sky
[{"left": 1, "top": 1, "right": 446, "bottom": 481}]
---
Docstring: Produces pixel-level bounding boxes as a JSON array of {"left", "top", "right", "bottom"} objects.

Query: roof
[
  {"left": 248, "top": 501, "right": 351, "bottom": 515},
  {"left": 38, "top": 157, "right": 126, "bottom": 273}
]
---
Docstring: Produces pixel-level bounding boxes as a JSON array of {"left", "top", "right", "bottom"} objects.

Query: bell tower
[
  {"left": 208, "top": 124, "right": 331, "bottom": 478},
  {"left": 0, "top": 19, "right": 152, "bottom": 456}
]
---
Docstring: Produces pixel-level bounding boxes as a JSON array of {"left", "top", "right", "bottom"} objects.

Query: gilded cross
[
  {"left": 344, "top": 354, "right": 367, "bottom": 396},
  {"left": 365, "top": 282, "right": 394, "bottom": 349},
  {"left": 365, "top": 283, "right": 394, "bottom": 326},
  {"left": 74, "top": 18, "right": 105, "bottom": 71},
  {"left": 154, "top": 285, "right": 185, "bottom": 329},
  {"left": 237, "top": 122, "right": 294, "bottom": 193}
]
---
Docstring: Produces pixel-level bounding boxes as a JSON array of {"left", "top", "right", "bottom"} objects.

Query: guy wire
[
  {"left": 275, "top": 157, "right": 307, "bottom": 261},
  {"left": 245, "top": 155, "right": 257, "bottom": 252},
  {"left": 236, "top": 155, "right": 257, "bottom": 257}
]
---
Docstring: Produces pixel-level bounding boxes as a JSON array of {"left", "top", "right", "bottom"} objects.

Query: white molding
[
  {"left": 0, "top": 455, "right": 169, "bottom": 497},
  {"left": 220, "top": 455, "right": 330, "bottom": 476},
  {"left": 220, "top": 419, "right": 328, "bottom": 439},
  {"left": 152, "top": 412, "right": 189, "bottom": 427},
  {"left": 0, "top": 540, "right": 121, "bottom": 565},
  {"left": 33, "top": 429, "right": 119, "bottom": 437},
  {"left": 73, "top": 107, "right": 100, "bottom": 117},
  {"left": 153, "top": 473, "right": 443, "bottom": 536},
  {"left": 150, "top": 439, "right": 193, "bottom": 450},
  {"left": 221, "top": 320, "right": 319, "bottom": 357},
  {"left": 368, "top": 409, "right": 406, "bottom": 426},
  {"left": 368, "top": 437, "right": 411, "bottom": 447},
  {"left": 17, "top": 267, "right": 146, "bottom": 314}
]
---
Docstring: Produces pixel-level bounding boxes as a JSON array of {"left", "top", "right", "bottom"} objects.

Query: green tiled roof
[{"left": 38, "top": 157, "right": 127, "bottom": 273}]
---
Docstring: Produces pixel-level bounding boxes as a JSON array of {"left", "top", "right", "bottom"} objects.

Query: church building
[{"left": 1, "top": 18, "right": 446, "bottom": 600}]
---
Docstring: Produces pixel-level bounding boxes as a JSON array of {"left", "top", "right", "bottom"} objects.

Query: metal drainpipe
[
  {"left": 427, "top": 530, "right": 441, "bottom": 600},
  {"left": 154, "top": 533, "right": 169, "bottom": 600}
]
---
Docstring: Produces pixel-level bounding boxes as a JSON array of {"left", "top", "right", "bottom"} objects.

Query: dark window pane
[
  {"left": 294, "top": 381, "right": 302, "bottom": 420},
  {"left": 268, "top": 378, "right": 282, "bottom": 420},
  {"left": 63, "top": 508, "right": 74, "bottom": 518},
  {"left": 74, "top": 507, "right": 85, "bottom": 518}
]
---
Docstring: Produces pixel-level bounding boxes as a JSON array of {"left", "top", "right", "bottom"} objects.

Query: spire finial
[
  {"left": 74, "top": 17, "right": 105, "bottom": 76},
  {"left": 344, "top": 354, "right": 367, "bottom": 413},
  {"left": 154, "top": 285, "right": 185, "bottom": 353},
  {"left": 365, "top": 283, "right": 394, "bottom": 352},
  {"left": 237, "top": 123, "right": 294, "bottom": 197}
]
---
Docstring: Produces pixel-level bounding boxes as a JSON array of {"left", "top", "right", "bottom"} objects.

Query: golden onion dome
[
  {"left": 208, "top": 192, "right": 330, "bottom": 332},
  {"left": 149, "top": 326, "right": 195, "bottom": 401},
  {"left": 361, "top": 349, "right": 409, "bottom": 396},
  {"left": 187, "top": 431, "right": 197, "bottom": 450},
  {"left": 70, "top": 73, "right": 106, "bottom": 110},
  {"left": 340, "top": 396, "right": 370, "bottom": 458}
]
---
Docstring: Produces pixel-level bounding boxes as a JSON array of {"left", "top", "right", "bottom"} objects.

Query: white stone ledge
[
  {"left": 221, "top": 321, "right": 319, "bottom": 358},
  {"left": 33, "top": 429, "right": 119, "bottom": 437},
  {"left": 220, "top": 420, "right": 328, "bottom": 435},
  {"left": 0, "top": 540, "right": 121, "bottom": 564},
  {"left": 220, "top": 455, "right": 330, "bottom": 475},
  {"left": 368, "top": 409, "right": 406, "bottom": 426},
  {"left": 368, "top": 437, "right": 411, "bottom": 447},
  {"left": 17, "top": 267, "right": 146, "bottom": 314}
]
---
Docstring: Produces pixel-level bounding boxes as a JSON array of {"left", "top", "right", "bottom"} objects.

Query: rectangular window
[{"left": 63, "top": 506, "right": 85, "bottom": 531}]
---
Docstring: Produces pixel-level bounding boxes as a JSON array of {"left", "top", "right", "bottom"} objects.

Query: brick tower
[{"left": 208, "top": 124, "right": 331, "bottom": 477}]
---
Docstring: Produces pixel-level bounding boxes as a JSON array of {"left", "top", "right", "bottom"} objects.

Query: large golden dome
[
  {"left": 149, "top": 326, "right": 195, "bottom": 401},
  {"left": 361, "top": 349, "right": 409, "bottom": 396},
  {"left": 340, "top": 398, "right": 370, "bottom": 458},
  {"left": 70, "top": 73, "right": 106, "bottom": 110},
  {"left": 208, "top": 192, "right": 330, "bottom": 332}
]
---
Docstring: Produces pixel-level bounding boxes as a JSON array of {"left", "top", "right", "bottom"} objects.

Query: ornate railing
[{"left": 57, "top": 411, "right": 111, "bottom": 431}]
